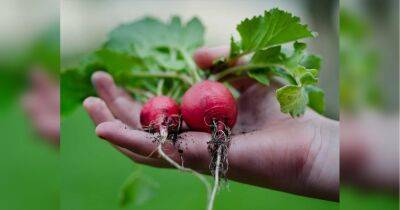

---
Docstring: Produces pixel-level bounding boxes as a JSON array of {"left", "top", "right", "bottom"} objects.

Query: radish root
[
  {"left": 207, "top": 146, "right": 222, "bottom": 210},
  {"left": 207, "top": 120, "right": 231, "bottom": 210},
  {"left": 156, "top": 126, "right": 212, "bottom": 204}
]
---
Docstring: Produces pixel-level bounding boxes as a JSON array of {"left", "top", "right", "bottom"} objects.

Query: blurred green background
[{"left": 0, "top": 103, "right": 58, "bottom": 210}]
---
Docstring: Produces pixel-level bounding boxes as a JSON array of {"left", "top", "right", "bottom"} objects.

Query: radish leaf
[
  {"left": 305, "top": 85, "right": 325, "bottom": 114},
  {"left": 236, "top": 8, "right": 316, "bottom": 55},
  {"left": 276, "top": 85, "right": 308, "bottom": 117}
]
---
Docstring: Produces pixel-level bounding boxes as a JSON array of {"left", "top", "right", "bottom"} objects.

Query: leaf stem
[
  {"left": 156, "top": 79, "right": 164, "bottom": 96},
  {"left": 211, "top": 63, "right": 290, "bottom": 81},
  {"left": 126, "top": 87, "right": 155, "bottom": 99},
  {"left": 171, "top": 86, "right": 182, "bottom": 100},
  {"left": 167, "top": 82, "right": 178, "bottom": 97},
  {"left": 179, "top": 48, "right": 202, "bottom": 83},
  {"left": 129, "top": 71, "right": 193, "bottom": 85},
  {"left": 211, "top": 64, "right": 267, "bottom": 81}
]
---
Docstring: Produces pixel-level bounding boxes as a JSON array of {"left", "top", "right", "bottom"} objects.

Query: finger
[
  {"left": 83, "top": 97, "right": 167, "bottom": 167},
  {"left": 96, "top": 121, "right": 211, "bottom": 172},
  {"left": 91, "top": 71, "right": 141, "bottom": 128},
  {"left": 193, "top": 46, "right": 230, "bottom": 69},
  {"left": 22, "top": 92, "right": 56, "bottom": 121},
  {"left": 83, "top": 96, "right": 115, "bottom": 125},
  {"left": 29, "top": 69, "right": 53, "bottom": 92},
  {"left": 26, "top": 69, "right": 59, "bottom": 109},
  {"left": 34, "top": 115, "right": 60, "bottom": 144},
  {"left": 83, "top": 99, "right": 166, "bottom": 167},
  {"left": 21, "top": 92, "right": 60, "bottom": 144},
  {"left": 96, "top": 121, "right": 158, "bottom": 156},
  {"left": 115, "top": 146, "right": 169, "bottom": 168}
]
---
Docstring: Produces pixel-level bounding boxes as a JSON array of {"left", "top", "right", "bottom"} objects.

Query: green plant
[{"left": 62, "top": 8, "right": 324, "bottom": 210}]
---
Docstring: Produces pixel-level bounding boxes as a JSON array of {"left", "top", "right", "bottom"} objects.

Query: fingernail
[
  {"left": 83, "top": 97, "right": 98, "bottom": 109},
  {"left": 91, "top": 71, "right": 111, "bottom": 87}
]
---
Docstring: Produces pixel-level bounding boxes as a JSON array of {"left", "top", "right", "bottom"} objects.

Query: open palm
[{"left": 83, "top": 47, "right": 339, "bottom": 201}]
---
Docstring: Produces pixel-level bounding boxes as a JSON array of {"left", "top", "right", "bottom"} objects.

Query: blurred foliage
[
  {"left": 0, "top": 103, "right": 59, "bottom": 210},
  {"left": 28, "top": 23, "right": 60, "bottom": 76},
  {"left": 0, "top": 22, "right": 59, "bottom": 111},
  {"left": 61, "top": 16, "right": 204, "bottom": 115},
  {"left": 0, "top": 59, "right": 27, "bottom": 111},
  {"left": 340, "top": 9, "right": 382, "bottom": 111},
  {"left": 118, "top": 167, "right": 159, "bottom": 207},
  {"left": 341, "top": 185, "right": 398, "bottom": 210}
]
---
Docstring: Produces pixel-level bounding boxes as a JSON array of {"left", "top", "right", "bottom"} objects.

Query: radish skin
[
  {"left": 140, "top": 96, "right": 180, "bottom": 132},
  {"left": 181, "top": 80, "right": 237, "bottom": 132},
  {"left": 139, "top": 95, "right": 211, "bottom": 204},
  {"left": 181, "top": 80, "right": 237, "bottom": 210}
]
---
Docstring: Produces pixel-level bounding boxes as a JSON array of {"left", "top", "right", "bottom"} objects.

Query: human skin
[
  {"left": 22, "top": 70, "right": 60, "bottom": 146},
  {"left": 83, "top": 47, "right": 339, "bottom": 201},
  {"left": 341, "top": 112, "right": 399, "bottom": 193}
]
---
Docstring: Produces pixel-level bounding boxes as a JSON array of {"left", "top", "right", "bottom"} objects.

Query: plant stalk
[
  {"left": 156, "top": 79, "right": 164, "bottom": 96},
  {"left": 207, "top": 146, "right": 222, "bottom": 210},
  {"left": 157, "top": 127, "right": 212, "bottom": 203},
  {"left": 129, "top": 71, "right": 193, "bottom": 85},
  {"left": 211, "top": 64, "right": 268, "bottom": 81},
  {"left": 126, "top": 87, "right": 155, "bottom": 99},
  {"left": 179, "top": 48, "right": 202, "bottom": 83}
]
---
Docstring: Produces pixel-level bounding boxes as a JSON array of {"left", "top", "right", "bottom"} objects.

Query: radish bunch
[
  {"left": 139, "top": 80, "right": 237, "bottom": 175},
  {"left": 63, "top": 8, "right": 323, "bottom": 210},
  {"left": 140, "top": 81, "right": 237, "bottom": 138},
  {"left": 138, "top": 80, "right": 237, "bottom": 210}
]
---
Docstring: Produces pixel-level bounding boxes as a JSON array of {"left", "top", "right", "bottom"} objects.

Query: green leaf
[
  {"left": 61, "top": 48, "right": 160, "bottom": 114},
  {"left": 270, "top": 66, "right": 297, "bottom": 85},
  {"left": 283, "top": 42, "right": 307, "bottom": 69},
  {"left": 236, "top": 8, "right": 316, "bottom": 54},
  {"left": 292, "top": 66, "right": 318, "bottom": 85},
  {"left": 229, "top": 36, "right": 241, "bottom": 58},
  {"left": 223, "top": 82, "right": 240, "bottom": 99},
  {"left": 301, "top": 54, "right": 321, "bottom": 70},
  {"left": 305, "top": 85, "right": 325, "bottom": 114},
  {"left": 119, "top": 169, "right": 159, "bottom": 207},
  {"left": 28, "top": 22, "right": 60, "bottom": 75},
  {"left": 293, "top": 42, "right": 307, "bottom": 51},
  {"left": 299, "top": 72, "right": 318, "bottom": 85},
  {"left": 119, "top": 170, "right": 141, "bottom": 207},
  {"left": 0, "top": 70, "right": 27, "bottom": 112},
  {"left": 247, "top": 68, "right": 270, "bottom": 85},
  {"left": 105, "top": 16, "right": 205, "bottom": 56},
  {"left": 183, "top": 17, "right": 205, "bottom": 50},
  {"left": 61, "top": 68, "right": 95, "bottom": 115},
  {"left": 93, "top": 48, "right": 148, "bottom": 76},
  {"left": 276, "top": 85, "right": 308, "bottom": 117},
  {"left": 250, "top": 46, "right": 284, "bottom": 65}
]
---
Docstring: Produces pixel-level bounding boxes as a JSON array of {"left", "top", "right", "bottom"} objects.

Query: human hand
[
  {"left": 22, "top": 70, "right": 60, "bottom": 146},
  {"left": 341, "top": 111, "right": 399, "bottom": 192},
  {"left": 83, "top": 47, "right": 339, "bottom": 201}
]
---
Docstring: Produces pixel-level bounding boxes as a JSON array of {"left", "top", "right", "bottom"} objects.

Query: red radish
[
  {"left": 181, "top": 80, "right": 237, "bottom": 132},
  {"left": 140, "top": 96, "right": 180, "bottom": 133},
  {"left": 181, "top": 80, "right": 237, "bottom": 210},
  {"left": 139, "top": 96, "right": 211, "bottom": 199}
]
